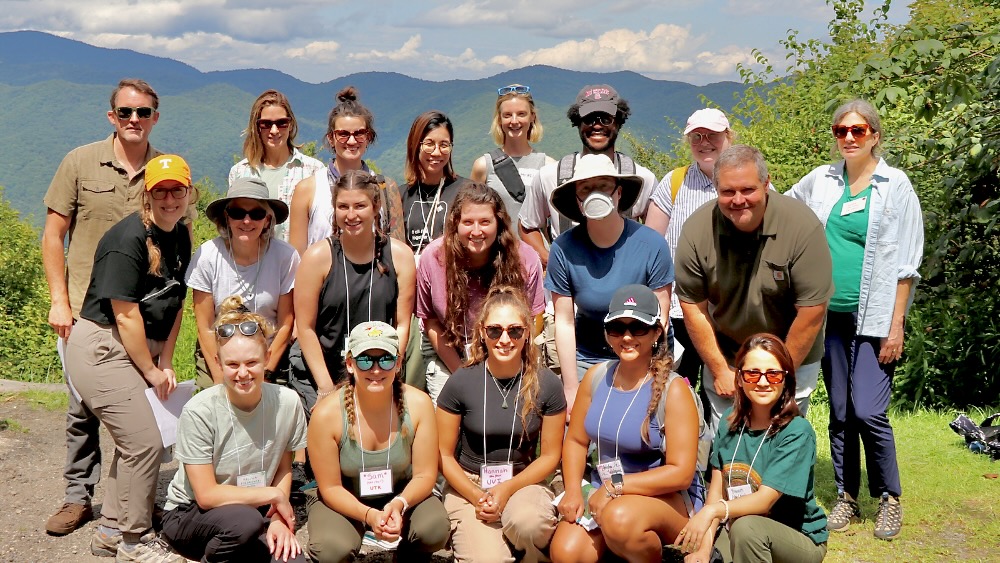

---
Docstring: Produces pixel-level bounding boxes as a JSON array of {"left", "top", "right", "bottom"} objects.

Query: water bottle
[{"left": 969, "top": 441, "right": 987, "bottom": 454}]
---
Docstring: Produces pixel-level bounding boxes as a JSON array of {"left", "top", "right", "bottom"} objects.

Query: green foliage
[{"left": 0, "top": 189, "right": 60, "bottom": 382}]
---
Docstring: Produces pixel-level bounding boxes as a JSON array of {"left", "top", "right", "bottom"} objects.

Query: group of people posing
[{"left": 41, "top": 76, "right": 923, "bottom": 563}]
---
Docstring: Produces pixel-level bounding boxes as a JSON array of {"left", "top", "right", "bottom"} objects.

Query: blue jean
[{"left": 823, "top": 310, "right": 901, "bottom": 498}]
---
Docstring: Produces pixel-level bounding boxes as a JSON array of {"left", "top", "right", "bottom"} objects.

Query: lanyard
[
  {"left": 225, "top": 395, "right": 266, "bottom": 476},
  {"left": 483, "top": 363, "right": 520, "bottom": 465},
  {"left": 595, "top": 364, "right": 648, "bottom": 461},
  {"left": 413, "top": 177, "right": 445, "bottom": 257},
  {"left": 342, "top": 239, "right": 376, "bottom": 357},
  {"left": 227, "top": 242, "right": 263, "bottom": 313},
  {"left": 355, "top": 390, "right": 395, "bottom": 472},
  {"left": 728, "top": 424, "right": 771, "bottom": 493}
]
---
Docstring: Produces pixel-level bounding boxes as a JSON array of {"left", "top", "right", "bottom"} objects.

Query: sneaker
[
  {"left": 874, "top": 494, "right": 903, "bottom": 540},
  {"left": 45, "top": 502, "right": 94, "bottom": 535},
  {"left": 826, "top": 492, "right": 860, "bottom": 532},
  {"left": 116, "top": 533, "right": 183, "bottom": 563},
  {"left": 92, "top": 526, "right": 122, "bottom": 557}
]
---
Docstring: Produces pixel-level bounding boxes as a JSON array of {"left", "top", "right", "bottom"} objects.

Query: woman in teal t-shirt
[{"left": 676, "top": 334, "right": 827, "bottom": 563}]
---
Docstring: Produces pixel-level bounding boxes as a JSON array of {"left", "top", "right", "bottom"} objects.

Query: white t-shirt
[
  {"left": 185, "top": 237, "right": 299, "bottom": 327},
  {"left": 165, "top": 384, "right": 308, "bottom": 510}
]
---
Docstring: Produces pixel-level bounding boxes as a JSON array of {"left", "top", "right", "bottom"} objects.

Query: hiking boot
[
  {"left": 45, "top": 502, "right": 93, "bottom": 535},
  {"left": 826, "top": 492, "right": 860, "bottom": 532},
  {"left": 874, "top": 494, "right": 902, "bottom": 540},
  {"left": 92, "top": 526, "right": 122, "bottom": 557},
  {"left": 116, "top": 533, "right": 183, "bottom": 563}
]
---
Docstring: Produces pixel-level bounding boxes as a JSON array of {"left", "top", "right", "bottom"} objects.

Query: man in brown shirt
[
  {"left": 41, "top": 78, "right": 167, "bottom": 539},
  {"left": 674, "top": 145, "right": 833, "bottom": 431}
]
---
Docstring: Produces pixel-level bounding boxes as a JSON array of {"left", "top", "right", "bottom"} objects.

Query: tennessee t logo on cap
[{"left": 144, "top": 154, "right": 192, "bottom": 191}]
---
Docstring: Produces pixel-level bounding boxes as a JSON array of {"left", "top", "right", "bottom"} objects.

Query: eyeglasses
[
  {"left": 832, "top": 124, "right": 871, "bottom": 140},
  {"left": 216, "top": 321, "right": 261, "bottom": 339},
  {"left": 226, "top": 206, "right": 268, "bottom": 221},
  {"left": 354, "top": 353, "right": 398, "bottom": 371},
  {"left": 737, "top": 368, "right": 787, "bottom": 384},
  {"left": 149, "top": 186, "right": 189, "bottom": 200},
  {"left": 333, "top": 128, "right": 370, "bottom": 143},
  {"left": 498, "top": 84, "right": 530, "bottom": 96},
  {"left": 420, "top": 140, "right": 453, "bottom": 154},
  {"left": 257, "top": 118, "right": 292, "bottom": 131},
  {"left": 604, "top": 320, "right": 654, "bottom": 337},
  {"left": 484, "top": 324, "right": 527, "bottom": 340},
  {"left": 581, "top": 113, "right": 614, "bottom": 127},
  {"left": 115, "top": 106, "right": 155, "bottom": 120},
  {"left": 689, "top": 131, "right": 727, "bottom": 145}
]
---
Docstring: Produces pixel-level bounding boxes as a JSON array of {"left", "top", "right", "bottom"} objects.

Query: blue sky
[{"left": 0, "top": 0, "right": 908, "bottom": 84}]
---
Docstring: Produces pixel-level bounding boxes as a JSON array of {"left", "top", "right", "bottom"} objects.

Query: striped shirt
[{"left": 650, "top": 165, "right": 718, "bottom": 318}]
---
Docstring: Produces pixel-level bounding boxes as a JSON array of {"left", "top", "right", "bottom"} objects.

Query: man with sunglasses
[
  {"left": 673, "top": 145, "right": 833, "bottom": 433},
  {"left": 41, "top": 78, "right": 196, "bottom": 539}
]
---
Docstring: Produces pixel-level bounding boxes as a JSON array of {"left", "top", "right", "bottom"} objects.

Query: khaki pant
[
  {"left": 715, "top": 515, "right": 827, "bottom": 563},
  {"left": 66, "top": 319, "right": 165, "bottom": 536},
  {"left": 443, "top": 473, "right": 557, "bottom": 563}
]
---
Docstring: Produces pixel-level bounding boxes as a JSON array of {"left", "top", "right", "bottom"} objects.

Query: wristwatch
[{"left": 611, "top": 473, "right": 624, "bottom": 497}]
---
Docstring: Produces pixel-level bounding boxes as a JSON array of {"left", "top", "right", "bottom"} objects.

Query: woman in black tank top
[{"left": 290, "top": 170, "right": 416, "bottom": 413}]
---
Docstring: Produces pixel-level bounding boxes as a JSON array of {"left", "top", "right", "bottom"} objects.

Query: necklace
[{"left": 490, "top": 372, "right": 521, "bottom": 409}]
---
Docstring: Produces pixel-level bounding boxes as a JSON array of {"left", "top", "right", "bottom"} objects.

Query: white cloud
[
  {"left": 286, "top": 41, "right": 341, "bottom": 63},
  {"left": 349, "top": 34, "right": 423, "bottom": 63}
]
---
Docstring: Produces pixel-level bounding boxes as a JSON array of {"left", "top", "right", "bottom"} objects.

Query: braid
[
  {"left": 374, "top": 229, "right": 389, "bottom": 275},
  {"left": 344, "top": 383, "right": 358, "bottom": 442},
  {"left": 140, "top": 201, "right": 163, "bottom": 276},
  {"left": 640, "top": 330, "right": 673, "bottom": 446},
  {"left": 393, "top": 377, "right": 407, "bottom": 438}
]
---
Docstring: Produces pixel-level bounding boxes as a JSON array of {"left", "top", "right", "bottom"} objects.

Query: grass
[{"left": 0, "top": 418, "right": 27, "bottom": 432}]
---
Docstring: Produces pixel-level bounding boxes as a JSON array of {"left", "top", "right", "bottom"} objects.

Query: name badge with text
[
  {"left": 237, "top": 471, "right": 267, "bottom": 488},
  {"left": 727, "top": 484, "right": 753, "bottom": 499},
  {"left": 841, "top": 197, "right": 867, "bottom": 216},
  {"left": 480, "top": 463, "right": 514, "bottom": 488},
  {"left": 596, "top": 458, "right": 624, "bottom": 483},
  {"left": 360, "top": 469, "right": 393, "bottom": 497}
]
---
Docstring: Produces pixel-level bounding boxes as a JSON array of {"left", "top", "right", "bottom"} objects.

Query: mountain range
[{"left": 0, "top": 30, "right": 745, "bottom": 224}]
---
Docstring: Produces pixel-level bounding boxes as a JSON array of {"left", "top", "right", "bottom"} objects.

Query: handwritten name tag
[
  {"left": 480, "top": 463, "right": 514, "bottom": 488},
  {"left": 237, "top": 471, "right": 267, "bottom": 488},
  {"left": 841, "top": 197, "right": 867, "bottom": 216},
  {"left": 360, "top": 469, "right": 393, "bottom": 497}
]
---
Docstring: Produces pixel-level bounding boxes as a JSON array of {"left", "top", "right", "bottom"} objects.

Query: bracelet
[
  {"left": 364, "top": 507, "right": 373, "bottom": 526},
  {"left": 317, "top": 389, "right": 334, "bottom": 398},
  {"left": 718, "top": 499, "right": 730, "bottom": 524},
  {"left": 391, "top": 495, "right": 410, "bottom": 513},
  {"left": 603, "top": 481, "right": 618, "bottom": 499}
]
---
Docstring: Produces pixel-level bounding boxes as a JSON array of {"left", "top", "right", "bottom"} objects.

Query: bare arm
[
  {"left": 437, "top": 408, "right": 485, "bottom": 505},
  {"left": 679, "top": 300, "right": 735, "bottom": 399},
  {"left": 267, "top": 292, "right": 295, "bottom": 372},
  {"left": 294, "top": 242, "right": 336, "bottom": 395},
  {"left": 192, "top": 290, "right": 222, "bottom": 384},
  {"left": 42, "top": 210, "right": 73, "bottom": 339},
  {"left": 653, "top": 284, "right": 672, "bottom": 333},
  {"left": 288, "top": 176, "right": 315, "bottom": 256},
  {"left": 785, "top": 303, "right": 827, "bottom": 369},
  {"left": 555, "top": 365, "right": 597, "bottom": 522},
  {"left": 518, "top": 223, "right": 549, "bottom": 268},
  {"left": 185, "top": 453, "right": 293, "bottom": 511},
  {"left": 644, "top": 201, "right": 670, "bottom": 236},
  {"left": 552, "top": 293, "right": 579, "bottom": 413},
  {"left": 424, "top": 317, "right": 463, "bottom": 373},
  {"left": 158, "top": 306, "right": 184, "bottom": 371},
  {"left": 470, "top": 156, "right": 488, "bottom": 183},
  {"left": 394, "top": 388, "right": 439, "bottom": 507},
  {"left": 308, "top": 394, "right": 373, "bottom": 523}
]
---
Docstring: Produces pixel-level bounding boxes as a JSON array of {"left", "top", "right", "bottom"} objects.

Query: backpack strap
[
  {"left": 657, "top": 371, "right": 711, "bottom": 471},
  {"left": 588, "top": 360, "right": 614, "bottom": 396},
  {"left": 489, "top": 148, "right": 527, "bottom": 203},
  {"left": 614, "top": 152, "right": 636, "bottom": 175},
  {"left": 670, "top": 165, "right": 689, "bottom": 204},
  {"left": 555, "top": 153, "right": 578, "bottom": 234}
]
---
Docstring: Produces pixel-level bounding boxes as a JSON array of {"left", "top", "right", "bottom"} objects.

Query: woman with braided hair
[
  {"left": 290, "top": 169, "right": 416, "bottom": 413},
  {"left": 550, "top": 284, "right": 703, "bottom": 563},
  {"left": 306, "top": 321, "right": 448, "bottom": 563},
  {"left": 67, "top": 154, "right": 194, "bottom": 561}
]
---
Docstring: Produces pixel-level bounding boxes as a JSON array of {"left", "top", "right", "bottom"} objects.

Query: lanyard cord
[
  {"left": 413, "top": 177, "right": 445, "bottom": 257},
  {"left": 227, "top": 241, "right": 263, "bottom": 312},
  {"left": 728, "top": 424, "right": 771, "bottom": 494},
  {"left": 355, "top": 389, "right": 395, "bottom": 472},
  {"left": 596, "top": 364, "right": 648, "bottom": 461},
  {"left": 225, "top": 394, "right": 267, "bottom": 476},
  {"left": 483, "top": 362, "right": 520, "bottom": 466},
  {"left": 342, "top": 238, "right": 376, "bottom": 357}
]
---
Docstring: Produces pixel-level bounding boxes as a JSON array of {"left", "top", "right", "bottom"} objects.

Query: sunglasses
[
  {"left": 115, "top": 106, "right": 155, "bottom": 120},
  {"left": 354, "top": 353, "right": 397, "bottom": 371},
  {"left": 582, "top": 113, "right": 614, "bottom": 127},
  {"left": 149, "top": 186, "right": 189, "bottom": 200},
  {"left": 498, "top": 84, "right": 530, "bottom": 96},
  {"left": 832, "top": 124, "right": 871, "bottom": 140},
  {"left": 226, "top": 206, "right": 268, "bottom": 221},
  {"left": 333, "top": 128, "right": 370, "bottom": 143},
  {"left": 257, "top": 118, "right": 292, "bottom": 131},
  {"left": 484, "top": 324, "right": 527, "bottom": 340},
  {"left": 216, "top": 321, "right": 261, "bottom": 339},
  {"left": 738, "top": 368, "right": 787, "bottom": 385},
  {"left": 604, "top": 320, "right": 654, "bottom": 338},
  {"left": 689, "top": 131, "right": 727, "bottom": 145}
]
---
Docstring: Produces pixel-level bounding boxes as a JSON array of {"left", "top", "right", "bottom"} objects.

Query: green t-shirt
[
  {"left": 165, "top": 384, "right": 308, "bottom": 510},
  {"left": 710, "top": 410, "right": 829, "bottom": 545},
  {"left": 826, "top": 181, "right": 871, "bottom": 312},
  {"left": 258, "top": 163, "right": 291, "bottom": 201}
]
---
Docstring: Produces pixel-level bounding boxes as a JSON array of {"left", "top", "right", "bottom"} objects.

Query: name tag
[
  {"left": 480, "top": 463, "right": 514, "bottom": 488},
  {"left": 841, "top": 197, "right": 867, "bottom": 216},
  {"left": 727, "top": 484, "right": 753, "bottom": 499},
  {"left": 360, "top": 468, "right": 393, "bottom": 497},
  {"left": 237, "top": 471, "right": 267, "bottom": 488},
  {"left": 596, "top": 458, "right": 624, "bottom": 483}
]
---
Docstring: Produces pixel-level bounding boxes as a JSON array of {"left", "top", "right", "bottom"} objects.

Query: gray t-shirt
[
  {"left": 165, "top": 384, "right": 308, "bottom": 510},
  {"left": 185, "top": 237, "right": 299, "bottom": 328},
  {"left": 483, "top": 150, "right": 548, "bottom": 228}
]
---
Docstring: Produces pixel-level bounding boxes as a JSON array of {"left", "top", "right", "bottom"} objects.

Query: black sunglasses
[
  {"left": 484, "top": 324, "right": 527, "bottom": 340},
  {"left": 582, "top": 113, "right": 614, "bottom": 126},
  {"left": 115, "top": 106, "right": 155, "bottom": 120},
  {"left": 604, "top": 320, "right": 654, "bottom": 338},
  {"left": 355, "top": 353, "right": 397, "bottom": 371},
  {"left": 257, "top": 118, "right": 291, "bottom": 130},
  {"left": 216, "top": 321, "right": 261, "bottom": 339},
  {"left": 226, "top": 207, "right": 268, "bottom": 221},
  {"left": 738, "top": 368, "right": 787, "bottom": 384}
]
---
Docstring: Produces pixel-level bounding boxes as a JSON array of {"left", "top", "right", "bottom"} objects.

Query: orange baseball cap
[{"left": 145, "top": 154, "right": 192, "bottom": 190}]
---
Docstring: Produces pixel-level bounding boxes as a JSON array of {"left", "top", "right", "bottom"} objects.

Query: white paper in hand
[{"left": 144, "top": 380, "right": 196, "bottom": 448}]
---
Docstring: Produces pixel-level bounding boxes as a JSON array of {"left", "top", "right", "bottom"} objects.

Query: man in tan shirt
[{"left": 41, "top": 78, "right": 168, "bottom": 540}]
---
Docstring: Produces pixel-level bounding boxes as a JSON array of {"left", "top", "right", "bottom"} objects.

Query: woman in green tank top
[{"left": 305, "top": 321, "right": 448, "bottom": 563}]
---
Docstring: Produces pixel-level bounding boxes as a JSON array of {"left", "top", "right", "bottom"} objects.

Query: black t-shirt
[
  {"left": 80, "top": 212, "right": 192, "bottom": 341},
  {"left": 437, "top": 361, "right": 566, "bottom": 474},
  {"left": 401, "top": 175, "right": 471, "bottom": 252}
]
